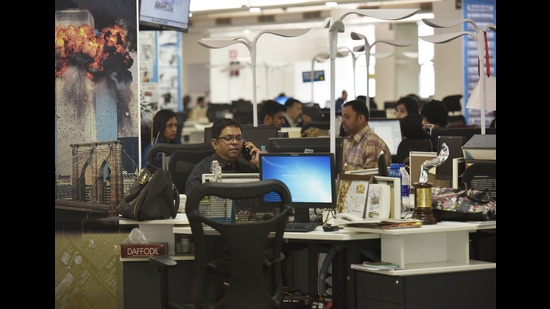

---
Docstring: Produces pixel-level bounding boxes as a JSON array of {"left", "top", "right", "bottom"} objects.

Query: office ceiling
[{"left": 189, "top": 0, "right": 440, "bottom": 32}]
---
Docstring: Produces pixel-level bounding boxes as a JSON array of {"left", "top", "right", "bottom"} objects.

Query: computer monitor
[
  {"left": 204, "top": 125, "right": 279, "bottom": 149},
  {"left": 367, "top": 119, "right": 403, "bottom": 156},
  {"left": 260, "top": 153, "right": 336, "bottom": 222},
  {"left": 267, "top": 137, "right": 345, "bottom": 176}
]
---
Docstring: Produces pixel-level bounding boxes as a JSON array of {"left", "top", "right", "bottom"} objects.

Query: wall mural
[{"left": 55, "top": 0, "right": 139, "bottom": 212}]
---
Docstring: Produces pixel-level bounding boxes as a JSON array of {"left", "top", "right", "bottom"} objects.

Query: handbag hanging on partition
[{"left": 117, "top": 164, "right": 179, "bottom": 221}]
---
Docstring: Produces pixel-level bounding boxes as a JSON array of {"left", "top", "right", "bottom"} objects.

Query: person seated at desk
[
  {"left": 259, "top": 99, "right": 286, "bottom": 129},
  {"left": 141, "top": 109, "right": 181, "bottom": 168},
  {"left": 282, "top": 97, "right": 311, "bottom": 128},
  {"left": 185, "top": 118, "right": 260, "bottom": 194},
  {"left": 341, "top": 99, "right": 392, "bottom": 170},
  {"left": 394, "top": 95, "right": 420, "bottom": 119}
]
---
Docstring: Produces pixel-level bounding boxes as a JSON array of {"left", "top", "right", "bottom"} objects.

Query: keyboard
[{"left": 284, "top": 221, "right": 319, "bottom": 232}]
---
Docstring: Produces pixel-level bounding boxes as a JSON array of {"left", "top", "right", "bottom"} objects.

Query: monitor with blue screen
[{"left": 260, "top": 152, "right": 336, "bottom": 222}]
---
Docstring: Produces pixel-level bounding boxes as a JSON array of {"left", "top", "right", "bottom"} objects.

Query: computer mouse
[{"left": 323, "top": 224, "right": 340, "bottom": 232}]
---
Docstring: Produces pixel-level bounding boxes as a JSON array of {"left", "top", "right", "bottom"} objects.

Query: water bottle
[
  {"left": 210, "top": 160, "right": 219, "bottom": 173},
  {"left": 388, "top": 163, "right": 402, "bottom": 180},
  {"left": 399, "top": 163, "right": 411, "bottom": 211},
  {"left": 388, "top": 163, "right": 402, "bottom": 217}
]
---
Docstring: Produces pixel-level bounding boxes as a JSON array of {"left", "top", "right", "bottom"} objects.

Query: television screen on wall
[{"left": 139, "top": 0, "right": 191, "bottom": 32}]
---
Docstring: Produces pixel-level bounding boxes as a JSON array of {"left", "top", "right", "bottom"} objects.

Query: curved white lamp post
[
  {"left": 323, "top": 9, "right": 419, "bottom": 153},
  {"left": 198, "top": 28, "right": 310, "bottom": 126},
  {"left": 336, "top": 46, "right": 363, "bottom": 98},
  {"left": 420, "top": 18, "right": 496, "bottom": 134},
  {"left": 351, "top": 31, "right": 414, "bottom": 108},
  {"left": 310, "top": 49, "right": 350, "bottom": 104}
]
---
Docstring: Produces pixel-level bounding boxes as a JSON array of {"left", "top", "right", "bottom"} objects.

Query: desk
[
  {"left": 173, "top": 225, "right": 380, "bottom": 308},
  {"left": 348, "top": 221, "right": 496, "bottom": 308},
  {"left": 118, "top": 221, "right": 495, "bottom": 309}
]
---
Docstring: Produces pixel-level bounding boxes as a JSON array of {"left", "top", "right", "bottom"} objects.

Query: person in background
[
  {"left": 395, "top": 95, "right": 430, "bottom": 140},
  {"left": 335, "top": 89, "right": 348, "bottom": 112},
  {"left": 282, "top": 97, "right": 311, "bottom": 127},
  {"left": 182, "top": 94, "right": 192, "bottom": 114},
  {"left": 196, "top": 96, "right": 207, "bottom": 109},
  {"left": 394, "top": 95, "right": 420, "bottom": 119},
  {"left": 185, "top": 118, "right": 260, "bottom": 194},
  {"left": 420, "top": 99, "right": 448, "bottom": 129},
  {"left": 489, "top": 110, "right": 496, "bottom": 128},
  {"left": 141, "top": 109, "right": 180, "bottom": 168},
  {"left": 259, "top": 99, "right": 286, "bottom": 129},
  {"left": 341, "top": 99, "right": 392, "bottom": 170}
]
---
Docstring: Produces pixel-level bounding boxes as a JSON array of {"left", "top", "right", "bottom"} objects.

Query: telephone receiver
[
  {"left": 333, "top": 213, "right": 366, "bottom": 226},
  {"left": 242, "top": 141, "right": 252, "bottom": 161}
]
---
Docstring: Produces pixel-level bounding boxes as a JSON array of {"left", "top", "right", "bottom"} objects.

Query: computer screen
[
  {"left": 139, "top": 0, "right": 191, "bottom": 32},
  {"left": 260, "top": 153, "right": 336, "bottom": 222},
  {"left": 267, "top": 137, "right": 345, "bottom": 176},
  {"left": 367, "top": 119, "right": 403, "bottom": 156},
  {"left": 204, "top": 125, "right": 279, "bottom": 149}
]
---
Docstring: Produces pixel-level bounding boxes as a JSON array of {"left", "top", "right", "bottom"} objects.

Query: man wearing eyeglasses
[{"left": 185, "top": 118, "right": 261, "bottom": 194}]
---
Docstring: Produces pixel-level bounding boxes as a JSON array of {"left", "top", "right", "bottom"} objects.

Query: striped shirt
[{"left": 343, "top": 125, "right": 392, "bottom": 170}]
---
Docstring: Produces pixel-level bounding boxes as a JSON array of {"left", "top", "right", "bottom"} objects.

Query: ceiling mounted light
[{"left": 249, "top": 7, "right": 261, "bottom": 13}]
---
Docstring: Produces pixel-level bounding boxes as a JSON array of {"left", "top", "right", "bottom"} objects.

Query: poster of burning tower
[{"left": 55, "top": 0, "right": 139, "bottom": 210}]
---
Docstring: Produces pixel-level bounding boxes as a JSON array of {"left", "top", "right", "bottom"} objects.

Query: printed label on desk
[{"left": 120, "top": 242, "right": 168, "bottom": 258}]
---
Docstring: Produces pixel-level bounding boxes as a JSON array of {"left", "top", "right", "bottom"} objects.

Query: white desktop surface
[
  {"left": 118, "top": 213, "right": 188, "bottom": 225},
  {"left": 173, "top": 225, "right": 380, "bottom": 241}
]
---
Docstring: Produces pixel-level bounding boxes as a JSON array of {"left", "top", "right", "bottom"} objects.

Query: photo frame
[{"left": 336, "top": 174, "right": 374, "bottom": 218}]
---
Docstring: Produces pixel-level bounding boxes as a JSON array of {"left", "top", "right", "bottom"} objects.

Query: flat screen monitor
[
  {"left": 139, "top": 0, "right": 191, "bottom": 32},
  {"left": 367, "top": 119, "right": 403, "bottom": 156},
  {"left": 267, "top": 137, "right": 345, "bottom": 176},
  {"left": 204, "top": 125, "right": 279, "bottom": 149},
  {"left": 260, "top": 153, "right": 336, "bottom": 222}
]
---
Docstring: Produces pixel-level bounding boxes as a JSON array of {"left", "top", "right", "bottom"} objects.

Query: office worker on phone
[{"left": 185, "top": 118, "right": 260, "bottom": 194}]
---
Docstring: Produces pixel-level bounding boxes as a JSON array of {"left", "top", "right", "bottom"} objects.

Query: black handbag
[{"left": 117, "top": 165, "right": 179, "bottom": 221}]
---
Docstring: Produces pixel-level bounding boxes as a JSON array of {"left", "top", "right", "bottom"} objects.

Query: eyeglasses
[{"left": 217, "top": 135, "right": 244, "bottom": 144}]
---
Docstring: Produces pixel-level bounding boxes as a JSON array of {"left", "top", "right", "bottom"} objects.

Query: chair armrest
[{"left": 149, "top": 255, "right": 177, "bottom": 270}]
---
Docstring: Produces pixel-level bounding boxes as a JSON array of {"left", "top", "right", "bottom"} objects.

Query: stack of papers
[{"left": 346, "top": 218, "right": 422, "bottom": 229}]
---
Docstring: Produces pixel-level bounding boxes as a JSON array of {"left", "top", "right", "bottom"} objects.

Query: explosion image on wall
[{"left": 55, "top": 0, "right": 139, "bottom": 178}]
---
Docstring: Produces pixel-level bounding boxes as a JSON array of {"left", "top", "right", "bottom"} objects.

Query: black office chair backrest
[
  {"left": 186, "top": 180, "right": 292, "bottom": 309},
  {"left": 168, "top": 145, "right": 214, "bottom": 194},
  {"left": 396, "top": 138, "right": 433, "bottom": 164},
  {"left": 146, "top": 143, "right": 214, "bottom": 193}
]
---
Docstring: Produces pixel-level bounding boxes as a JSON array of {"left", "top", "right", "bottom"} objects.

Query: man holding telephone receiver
[{"left": 185, "top": 118, "right": 260, "bottom": 194}]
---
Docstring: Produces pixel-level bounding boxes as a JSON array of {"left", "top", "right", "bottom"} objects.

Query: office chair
[
  {"left": 442, "top": 94, "right": 467, "bottom": 127},
  {"left": 146, "top": 143, "right": 214, "bottom": 193},
  {"left": 396, "top": 138, "right": 433, "bottom": 164},
  {"left": 167, "top": 145, "right": 214, "bottom": 194},
  {"left": 149, "top": 179, "right": 293, "bottom": 309}
]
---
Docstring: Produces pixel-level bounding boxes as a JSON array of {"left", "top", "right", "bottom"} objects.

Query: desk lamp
[
  {"left": 323, "top": 9, "right": 419, "bottom": 154},
  {"left": 420, "top": 19, "right": 496, "bottom": 134},
  {"left": 198, "top": 29, "right": 310, "bottom": 127}
]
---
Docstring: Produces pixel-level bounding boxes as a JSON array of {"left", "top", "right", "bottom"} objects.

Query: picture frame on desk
[
  {"left": 373, "top": 176, "right": 401, "bottom": 219},
  {"left": 336, "top": 174, "right": 373, "bottom": 217}
]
